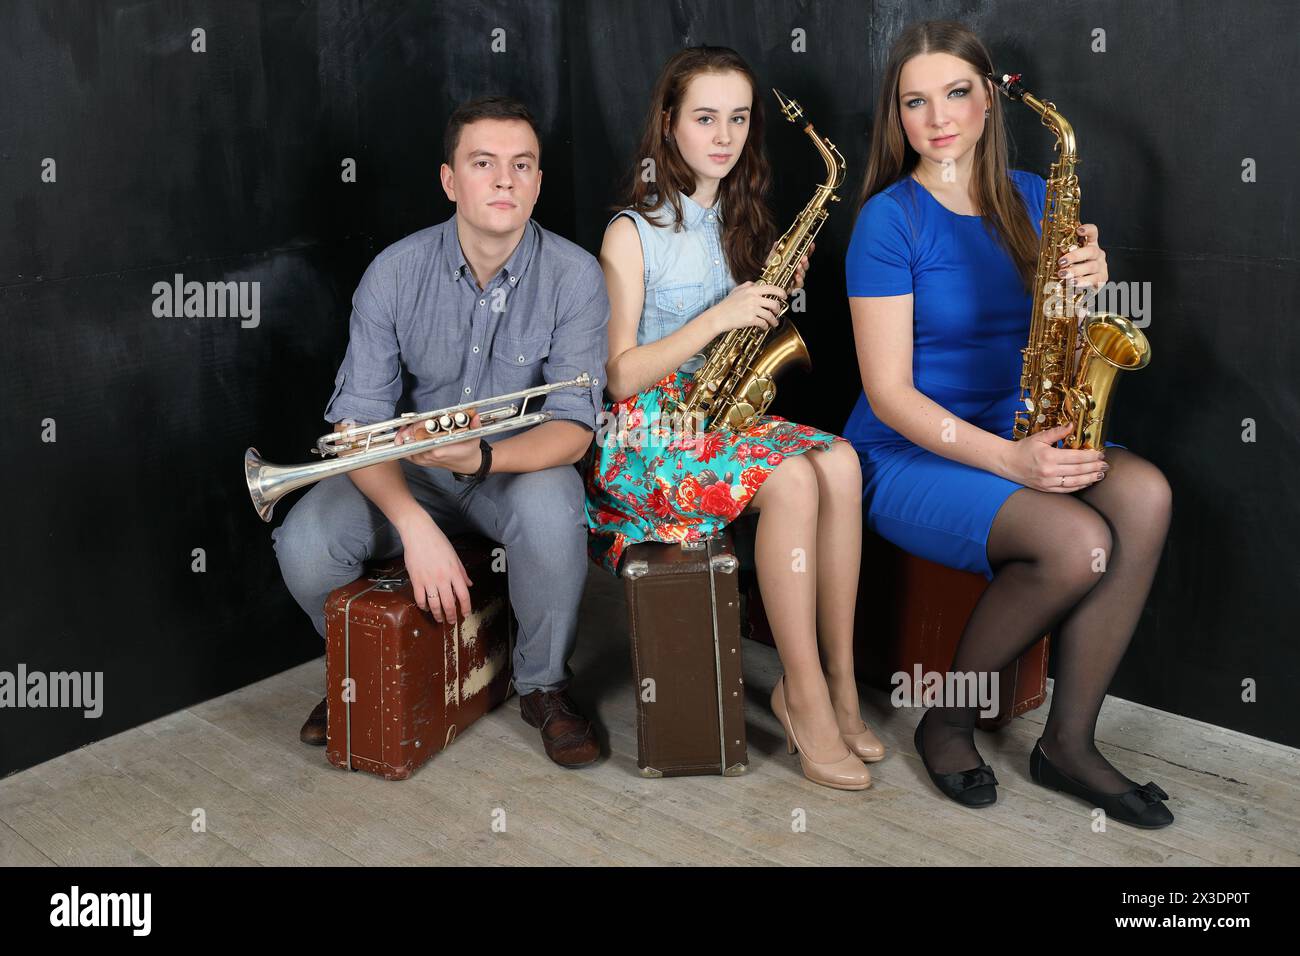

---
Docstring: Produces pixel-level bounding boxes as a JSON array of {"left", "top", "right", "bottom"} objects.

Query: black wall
[{"left": 2, "top": 0, "right": 1296, "bottom": 776}]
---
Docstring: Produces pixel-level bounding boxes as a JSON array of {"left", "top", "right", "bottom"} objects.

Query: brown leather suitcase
[
  {"left": 323, "top": 535, "right": 514, "bottom": 780},
  {"left": 854, "top": 530, "right": 1050, "bottom": 729},
  {"left": 740, "top": 514, "right": 1048, "bottom": 731},
  {"left": 621, "top": 533, "right": 748, "bottom": 777}
]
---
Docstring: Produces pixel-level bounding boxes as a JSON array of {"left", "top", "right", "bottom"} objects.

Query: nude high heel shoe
[
  {"left": 841, "top": 722, "right": 886, "bottom": 763},
  {"left": 770, "top": 675, "right": 872, "bottom": 791}
]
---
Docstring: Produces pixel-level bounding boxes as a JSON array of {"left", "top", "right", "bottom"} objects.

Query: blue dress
[{"left": 843, "top": 170, "right": 1122, "bottom": 580}]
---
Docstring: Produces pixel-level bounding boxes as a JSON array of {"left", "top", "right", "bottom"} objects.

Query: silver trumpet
[{"left": 244, "top": 372, "right": 592, "bottom": 522}]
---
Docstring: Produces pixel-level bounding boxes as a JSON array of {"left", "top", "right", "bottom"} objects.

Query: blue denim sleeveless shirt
[{"left": 608, "top": 191, "right": 737, "bottom": 373}]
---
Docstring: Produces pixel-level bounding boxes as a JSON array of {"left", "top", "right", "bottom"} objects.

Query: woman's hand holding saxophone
[
  {"left": 1060, "top": 223, "right": 1108, "bottom": 360},
  {"left": 701, "top": 281, "right": 787, "bottom": 335},
  {"left": 997, "top": 422, "right": 1109, "bottom": 493},
  {"left": 698, "top": 238, "right": 813, "bottom": 337},
  {"left": 1058, "top": 224, "right": 1108, "bottom": 290}
]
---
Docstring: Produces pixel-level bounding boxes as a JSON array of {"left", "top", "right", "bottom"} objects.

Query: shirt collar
[
  {"left": 445, "top": 212, "right": 539, "bottom": 289},
  {"left": 678, "top": 190, "right": 721, "bottom": 228},
  {"left": 646, "top": 190, "right": 720, "bottom": 229}
]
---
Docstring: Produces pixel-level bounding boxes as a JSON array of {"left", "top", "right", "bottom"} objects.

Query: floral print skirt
[{"left": 583, "top": 369, "right": 848, "bottom": 574}]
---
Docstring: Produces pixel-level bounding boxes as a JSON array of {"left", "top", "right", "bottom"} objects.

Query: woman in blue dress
[
  {"left": 845, "top": 21, "right": 1174, "bottom": 826},
  {"left": 586, "top": 46, "right": 881, "bottom": 790}
]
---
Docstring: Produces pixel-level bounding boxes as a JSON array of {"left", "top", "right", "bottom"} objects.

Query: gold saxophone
[
  {"left": 993, "top": 72, "right": 1151, "bottom": 449},
  {"left": 672, "top": 88, "right": 845, "bottom": 432}
]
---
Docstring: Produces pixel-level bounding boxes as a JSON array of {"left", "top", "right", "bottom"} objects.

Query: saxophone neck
[
  {"left": 772, "top": 87, "right": 846, "bottom": 191},
  {"left": 757, "top": 91, "right": 845, "bottom": 289},
  {"left": 807, "top": 127, "right": 847, "bottom": 191},
  {"left": 990, "top": 72, "right": 1077, "bottom": 156}
]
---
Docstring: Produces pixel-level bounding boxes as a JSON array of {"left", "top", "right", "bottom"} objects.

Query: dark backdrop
[{"left": 2, "top": 0, "right": 1296, "bottom": 777}]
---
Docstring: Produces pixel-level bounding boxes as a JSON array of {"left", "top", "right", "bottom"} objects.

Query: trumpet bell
[{"left": 245, "top": 447, "right": 277, "bottom": 523}]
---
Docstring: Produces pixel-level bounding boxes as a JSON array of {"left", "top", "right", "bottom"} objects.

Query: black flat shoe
[
  {"left": 913, "top": 718, "right": 998, "bottom": 807},
  {"left": 1029, "top": 738, "right": 1174, "bottom": 829}
]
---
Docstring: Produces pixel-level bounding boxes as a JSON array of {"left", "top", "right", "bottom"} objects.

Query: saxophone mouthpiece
[
  {"left": 772, "top": 87, "right": 803, "bottom": 123},
  {"left": 990, "top": 71, "right": 1026, "bottom": 100}
]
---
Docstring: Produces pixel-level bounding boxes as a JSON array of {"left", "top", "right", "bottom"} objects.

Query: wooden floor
[{"left": 3, "top": 565, "right": 1297, "bottom": 866}]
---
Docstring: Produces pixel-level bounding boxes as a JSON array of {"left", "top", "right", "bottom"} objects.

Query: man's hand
[
  {"left": 394, "top": 411, "right": 485, "bottom": 472},
  {"left": 331, "top": 419, "right": 367, "bottom": 457},
  {"left": 396, "top": 512, "right": 473, "bottom": 623}
]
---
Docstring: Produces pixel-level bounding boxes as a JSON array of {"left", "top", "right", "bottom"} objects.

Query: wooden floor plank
[
  {"left": 88, "top": 721, "right": 358, "bottom": 866},
  {"left": 0, "top": 756, "right": 158, "bottom": 866},
  {"left": 223, "top": 667, "right": 770, "bottom": 865},
  {"left": 598, "top": 671, "right": 1203, "bottom": 867},
  {"left": 0, "top": 818, "right": 56, "bottom": 866},
  {"left": 28, "top": 748, "right": 256, "bottom": 866},
  {"left": 2, "top": 562, "right": 1294, "bottom": 866},
  {"left": 157, "top": 707, "right": 537, "bottom": 866}
]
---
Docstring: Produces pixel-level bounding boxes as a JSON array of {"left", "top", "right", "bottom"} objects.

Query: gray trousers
[{"left": 270, "top": 457, "right": 589, "bottom": 695}]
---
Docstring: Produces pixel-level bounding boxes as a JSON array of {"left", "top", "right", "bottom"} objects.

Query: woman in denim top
[
  {"left": 584, "top": 46, "right": 883, "bottom": 790},
  {"left": 616, "top": 187, "right": 729, "bottom": 375}
]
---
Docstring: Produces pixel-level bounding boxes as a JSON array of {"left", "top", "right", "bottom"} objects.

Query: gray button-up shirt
[{"left": 324, "top": 214, "right": 609, "bottom": 440}]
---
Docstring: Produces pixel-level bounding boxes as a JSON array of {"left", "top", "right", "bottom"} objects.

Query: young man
[{"left": 272, "top": 96, "right": 609, "bottom": 768}]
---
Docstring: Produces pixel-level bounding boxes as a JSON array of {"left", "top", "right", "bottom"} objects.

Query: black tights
[{"left": 917, "top": 448, "right": 1173, "bottom": 793}]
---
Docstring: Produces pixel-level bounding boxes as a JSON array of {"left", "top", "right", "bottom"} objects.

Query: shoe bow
[
  {"left": 951, "top": 764, "right": 998, "bottom": 790},
  {"left": 1117, "top": 781, "right": 1169, "bottom": 815}
]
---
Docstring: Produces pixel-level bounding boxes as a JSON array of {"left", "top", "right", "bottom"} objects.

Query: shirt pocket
[
  {"left": 644, "top": 281, "right": 705, "bottom": 342},
  {"left": 491, "top": 332, "right": 552, "bottom": 391}
]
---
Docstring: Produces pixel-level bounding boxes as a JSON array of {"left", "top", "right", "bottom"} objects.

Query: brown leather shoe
[
  {"left": 519, "top": 689, "right": 599, "bottom": 768},
  {"left": 300, "top": 696, "right": 327, "bottom": 746}
]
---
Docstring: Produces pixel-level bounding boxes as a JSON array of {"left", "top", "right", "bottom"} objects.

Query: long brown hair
[
  {"left": 616, "top": 46, "right": 775, "bottom": 282},
  {"left": 857, "top": 20, "right": 1038, "bottom": 292}
]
